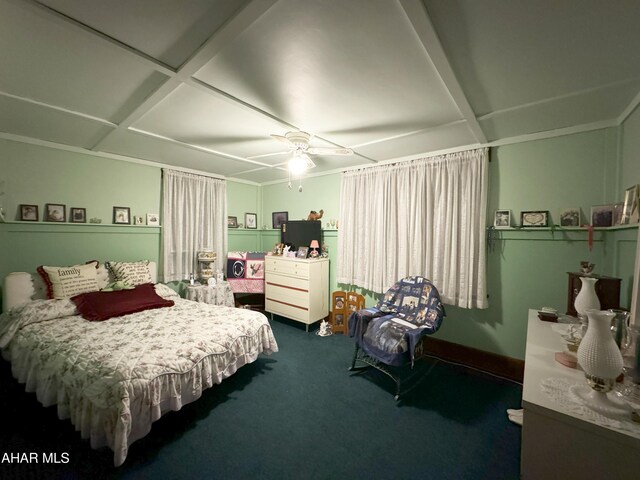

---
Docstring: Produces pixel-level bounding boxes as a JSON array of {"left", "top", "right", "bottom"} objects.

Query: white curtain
[
  {"left": 337, "top": 148, "right": 488, "bottom": 309},
  {"left": 162, "top": 169, "right": 227, "bottom": 282}
]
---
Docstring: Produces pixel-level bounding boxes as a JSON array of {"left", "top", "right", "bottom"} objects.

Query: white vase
[
  {"left": 574, "top": 309, "right": 628, "bottom": 415},
  {"left": 574, "top": 276, "right": 600, "bottom": 317}
]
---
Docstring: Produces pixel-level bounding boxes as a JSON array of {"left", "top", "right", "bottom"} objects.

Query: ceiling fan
[{"left": 271, "top": 131, "right": 353, "bottom": 175}]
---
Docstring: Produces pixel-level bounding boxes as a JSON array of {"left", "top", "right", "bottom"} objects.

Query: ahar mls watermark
[{"left": 1, "top": 452, "right": 70, "bottom": 464}]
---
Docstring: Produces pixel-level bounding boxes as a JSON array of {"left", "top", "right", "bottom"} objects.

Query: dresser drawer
[
  {"left": 265, "top": 258, "right": 309, "bottom": 278},
  {"left": 265, "top": 298, "right": 308, "bottom": 323},
  {"left": 265, "top": 281, "right": 310, "bottom": 307}
]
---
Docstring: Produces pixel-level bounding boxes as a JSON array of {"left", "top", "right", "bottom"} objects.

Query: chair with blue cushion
[{"left": 348, "top": 276, "right": 445, "bottom": 400}]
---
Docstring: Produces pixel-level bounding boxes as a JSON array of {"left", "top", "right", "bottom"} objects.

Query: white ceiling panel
[
  {"left": 356, "top": 122, "right": 478, "bottom": 161},
  {"left": 0, "top": 0, "right": 168, "bottom": 122},
  {"left": 98, "top": 130, "right": 255, "bottom": 176},
  {"left": 195, "top": 0, "right": 462, "bottom": 145},
  {"left": 0, "top": 0, "right": 639, "bottom": 183},
  {"left": 0, "top": 95, "right": 114, "bottom": 149},
  {"left": 132, "top": 84, "right": 291, "bottom": 164},
  {"left": 425, "top": 0, "right": 640, "bottom": 116},
  {"left": 230, "top": 167, "right": 289, "bottom": 184},
  {"left": 38, "top": 0, "right": 247, "bottom": 69},
  {"left": 479, "top": 80, "right": 640, "bottom": 141}
]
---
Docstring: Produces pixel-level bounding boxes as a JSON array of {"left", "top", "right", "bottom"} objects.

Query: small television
[{"left": 281, "top": 220, "right": 321, "bottom": 251}]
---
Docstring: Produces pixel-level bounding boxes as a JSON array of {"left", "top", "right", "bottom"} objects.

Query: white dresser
[
  {"left": 264, "top": 256, "right": 329, "bottom": 331},
  {"left": 521, "top": 309, "right": 640, "bottom": 479}
]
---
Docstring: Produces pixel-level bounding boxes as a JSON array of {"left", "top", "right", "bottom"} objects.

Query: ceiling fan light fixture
[{"left": 288, "top": 153, "right": 311, "bottom": 175}]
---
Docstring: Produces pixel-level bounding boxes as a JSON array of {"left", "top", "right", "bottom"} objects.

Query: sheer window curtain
[
  {"left": 337, "top": 148, "right": 488, "bottom": 309},
  {"left": 162, "top": 169, "right": 227, "bottom": 283}
]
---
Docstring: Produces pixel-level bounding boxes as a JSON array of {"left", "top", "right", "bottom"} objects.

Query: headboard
[{"left": 2, "top": 262, "right": 158, "bottom": 313}]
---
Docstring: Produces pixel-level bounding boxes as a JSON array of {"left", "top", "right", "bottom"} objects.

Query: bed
[{"left": 0, "top": 261, "right": 278, "bottom": 466}]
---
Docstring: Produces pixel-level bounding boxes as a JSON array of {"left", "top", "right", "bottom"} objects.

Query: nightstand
[{"left": 186, "top": 282, "right": 234, "bottom": 307}]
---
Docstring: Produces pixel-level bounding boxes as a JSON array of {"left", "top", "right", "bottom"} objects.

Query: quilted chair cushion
[{"left": 350, "top": 276, "right": 445, "bottom": 366}]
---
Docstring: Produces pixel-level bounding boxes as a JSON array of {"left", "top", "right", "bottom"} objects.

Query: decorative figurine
[
  {"left": 307, "top": 209, "right": 324, "bottom": 221},
  {"left": 317, "top": 319, "right": 332, "bottom": 337}
]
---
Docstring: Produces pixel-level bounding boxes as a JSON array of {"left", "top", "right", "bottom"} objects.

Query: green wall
[
  {"left": 0, "top": 140, "right": 162, "bottom": 303},
  {"left": 2, "top": 122, "right": 638, "bottom": 360},
  {"left": 255, "top": 128, "right": 638, "bottom": 360}
]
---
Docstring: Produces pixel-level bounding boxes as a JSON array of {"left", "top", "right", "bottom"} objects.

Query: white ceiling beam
[
  {"left": 618, "top": 88, "right": 640, "bottom": 125},
  {"left": 0, "top": 89, "right": 117, "bottom": 127},
  {"left": 127, "top": 128, "right": 273, "bottom": 168},
  {"left": 24, "top": 0, "right": 176, "bottom": 76},
  {"left": 398, "top": 0, "right": 487, "bottom": 144}
]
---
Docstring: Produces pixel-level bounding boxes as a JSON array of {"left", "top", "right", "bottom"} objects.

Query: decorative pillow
[
  {"left": 154, "top": 283, "right": 181, "bottom": 300},
  {"left": 106, "top": 260, "right": 153, "bottom": 286},
  {"left": 37, "top": 261, "right": 100, "bottom": 299},
  {"left": 71, "top": 283, "right": 174, "bottom": 321}
]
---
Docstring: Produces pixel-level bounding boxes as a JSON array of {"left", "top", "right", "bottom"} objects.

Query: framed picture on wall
[
  {"left": 591, "top": 204, "right": 614, "bottom": 227},
  {"left": 113, "top": 206, "right": 130, "bottom": 224},
  {"left": 228, "top": 216, "right": 238, "bottom": 228},
  {"left": 20, "top": 204, "right": 38, "bottom": 221},
  {"left": 70, "top": 207, "right": 86, "bottom": 223},
  {"left": 245, "top": 212, "right": 257, "bottom": 229},
  {"left": 493, "top": 210, "right": 511, "bottom": 228},
  {"left": 272, "top": 211, "right": 288, "bottom": 229},
  {"left": 559, "top": 207, "right": 580, "bottom": 227},
  {"left": 45, "top": 203, "right": 66, "bottom": 222},
  {"left": 621, "top": 184, "right": 640, "bottom": 224},
  {"left": 147, "top": 213, "right": 160, "bottom": 226},
  {"left": 520, "top": 210, "right": 549, "bottom": 227}
]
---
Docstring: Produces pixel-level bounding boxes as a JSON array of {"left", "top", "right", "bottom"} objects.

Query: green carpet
[{"left": 0, "top": 316, "right": 522, "bottom": 479}]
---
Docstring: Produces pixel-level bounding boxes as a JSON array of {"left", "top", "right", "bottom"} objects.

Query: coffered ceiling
[{"left": 1, "top": 0, "right": 639, "bottom": 183}]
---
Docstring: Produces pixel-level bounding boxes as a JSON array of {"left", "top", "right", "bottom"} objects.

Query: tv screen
[{"left": 281, "top": 220, "right": 321, "bottom": 251}]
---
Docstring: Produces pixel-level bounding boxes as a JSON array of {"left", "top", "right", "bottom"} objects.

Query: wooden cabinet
[
  {"left": 265, "top": 256, "right": 329, "bottom": 331},
  {"left": 566, "top": 272, "right": 621, "bottom": 316}
]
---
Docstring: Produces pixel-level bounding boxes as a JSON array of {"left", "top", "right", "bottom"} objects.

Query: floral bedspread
[{"left": 0, "top": 284, "right": 278, "bottom": 466}]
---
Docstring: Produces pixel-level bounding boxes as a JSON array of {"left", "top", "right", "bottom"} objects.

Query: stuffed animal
[
  {"left": 307, "top": 209, "right": 324, "bottom": 221},
  {"left": 101, "top": 281, "right": 135, "bottom": 292}
]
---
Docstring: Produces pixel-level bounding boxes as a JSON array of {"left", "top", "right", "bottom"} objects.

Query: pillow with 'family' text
[{"left": 37, "top": 261, "right": 100, "bottom": 299}]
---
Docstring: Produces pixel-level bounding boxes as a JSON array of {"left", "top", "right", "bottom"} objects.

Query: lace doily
[{"left": 540, "top": 377, "right": 640, "bottom": 435}]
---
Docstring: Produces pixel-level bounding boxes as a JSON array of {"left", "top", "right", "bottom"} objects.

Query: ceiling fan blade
[
  {"left": 271, "top": 134, "right": 295, "bottom": 148},
  {"left": 307, "top": 147, "right": 353, "bottom": 156}
]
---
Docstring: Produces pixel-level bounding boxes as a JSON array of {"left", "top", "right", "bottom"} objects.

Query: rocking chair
[{"left": 348, "top": 276, "right": 445, "bottom": 400}]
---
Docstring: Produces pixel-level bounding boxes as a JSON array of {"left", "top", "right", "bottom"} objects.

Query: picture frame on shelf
[
  {"left": 559, "top": 207, "right": 580, "bottom": 227},
  {"left": 591, "top": 204, "right": 614, "bottom": 227},
  {"left": 296, "top": 246, "right": 309, "bottom": 258},
  {"left": 331, "top": 291, "right": 347, "bottom": 335},
  {"left": 227, "top": 216, "right": 238, "bottom": 228},
  {"left": 245, "top": 212, "right": 257, "bottom": 229},
  {"left": 272, "top": 211, "right": 288, "bottom": 229},
  {"left": 520, "top": 210, "right": 549, "bottom": 227},
  {"left": 621, "top": 184, "right": 640, "bottom": 224},
  {"left": 70, "top": 207, "right": 86, "bottom": 223},
  {"left": 147, "top": 213, "right": 159, "bottom": 226},
  {"left": 20, "top": 204, "right": 38, "bottom": 222},
  {"left": 134, "top": 216, "right": 144, "bottom": 225},
  {"left": 613, "top": 203, "right": 624, "bottom": 226},
  {"left": 113, "top": 206, "right": 130, "bottom": 225},
  {"left": 493, "top": 210, "right": 511, "bottom": 228},
  {"left": 45, "top": 203, "right": 66, "bottom": 222},
  {"left": 347, "top": 291, "right": 365, "bottom": 313}
]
